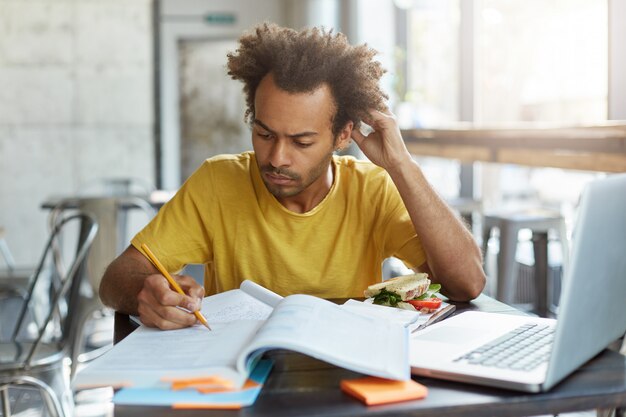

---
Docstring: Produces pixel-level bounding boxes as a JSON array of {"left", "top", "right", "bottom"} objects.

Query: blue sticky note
[{"left": 113, "top": 359, "right": 273, "bottom": 407}]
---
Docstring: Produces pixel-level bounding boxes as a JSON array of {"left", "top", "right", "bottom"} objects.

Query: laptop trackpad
[{"left": 417, "top": 326, "right": 484, "bottom": 344}]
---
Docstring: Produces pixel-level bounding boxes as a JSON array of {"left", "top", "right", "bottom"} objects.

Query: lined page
[
  {"left": 201, "top": 289, "right": 273, "bottom": 323},
  {"left": 74, "top": 320, "right": 263, "bottom": 389},
  {"left": 238, "top": 295, "right": 409, "bottom": 381}
]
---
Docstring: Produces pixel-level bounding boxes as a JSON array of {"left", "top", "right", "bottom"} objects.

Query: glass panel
[
  {"left": 476, "top": 0, "right": 608, "bottom": 124},
  {"left": 396, "top": 0, "right": 460, "bottom": 128}
]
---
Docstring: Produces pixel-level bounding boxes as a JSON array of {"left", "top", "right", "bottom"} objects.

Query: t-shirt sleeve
[
  {"left": 131, "top": 163, "right": 214, "bottom": 274},
  {"left": 377, "top": 176, "right": 427, "bottom": 271}
]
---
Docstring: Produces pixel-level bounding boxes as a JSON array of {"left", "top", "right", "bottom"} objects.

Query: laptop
[{"left": 410, "top": 173, "right": 626, "bottom": 392}]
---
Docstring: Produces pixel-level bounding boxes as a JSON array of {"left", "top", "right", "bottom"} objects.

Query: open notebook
[
  {"left": 74, "top": 280, "right": 410, "bottom": 391},
  {"left": 410, "top": 173, "right": 626, "bottom": 392}
]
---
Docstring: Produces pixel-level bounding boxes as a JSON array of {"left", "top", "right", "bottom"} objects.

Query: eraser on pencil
[{"left": 340, "top": 376, "right": 428, "bottom": 406}]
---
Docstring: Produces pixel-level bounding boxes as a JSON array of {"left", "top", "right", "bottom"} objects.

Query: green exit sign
[{"left": 204, "top": 12, "right": 236, "bottom": 25}]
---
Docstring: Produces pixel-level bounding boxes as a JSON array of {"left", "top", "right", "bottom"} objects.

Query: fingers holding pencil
[
  {"left": 153, "top": 274, "right": 203, "bottom": 312},
  {"left": 137, "top": 274, "right": 203, "bottom": 330},
  {"left": 138, "top": 244, "right": 211, "bottom": 330},
  {"left": 172, "top": 275, "right": 205, "bottom": 309}
]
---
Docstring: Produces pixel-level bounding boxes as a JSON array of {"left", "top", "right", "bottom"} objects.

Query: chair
[
  {"left": 0, "top": 212, "right": 98, "bottom": 417},
  {"left": 482, "top": 208, "right": 569, "bottom": 317},
  {"left": 0, "top": 228, "right": 33, "bottom": 301},
  {"left": 0, "top": 227, "right": 16, "bottom": 269},
  {"left": 47, "top": 196, "right": 155, "bottom": 377}
]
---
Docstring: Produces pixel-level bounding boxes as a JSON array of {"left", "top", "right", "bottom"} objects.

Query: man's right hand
[
  {"left": 136, "top": 273, "right": 206, "bottom": 330},
  {"left": 99, "top": 245, "right": 208, "bottom": 330}
]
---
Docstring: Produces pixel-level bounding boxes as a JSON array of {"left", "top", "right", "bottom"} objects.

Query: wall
[
  {"left": 179, "top": 39, "right": 249, "bottom": 181},
  {"left": 158, "top": 0, "right": 287, "bottom": 189},
  {"left": 0, "top": 0, "right": 155, "bottom": 265}
]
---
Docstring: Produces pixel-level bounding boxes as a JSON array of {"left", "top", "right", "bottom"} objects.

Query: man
[{"left": 99, "top": 23, "right": 486, "bottom": 329}]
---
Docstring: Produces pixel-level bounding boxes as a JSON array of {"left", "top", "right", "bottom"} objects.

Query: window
[
  {"left": 395, "top": 0, "right": 460, "bottom": 128},
  {"left": 396, "top": 0, "right": 608, "bottom": 125},
  {"left": 476, "top": 0, "right": 608, "bottom": 124},
  {"left": 395, "top": 0, "right": 609, "bottom": 212}
]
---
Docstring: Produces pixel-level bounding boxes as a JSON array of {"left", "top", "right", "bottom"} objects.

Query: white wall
[{"left": 0, "top": 0, "right": 155, "bottom": 265}]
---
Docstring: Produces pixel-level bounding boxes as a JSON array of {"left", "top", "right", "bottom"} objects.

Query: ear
[{"left": 335, "top": 121, "right": 354, "bottom": 152}]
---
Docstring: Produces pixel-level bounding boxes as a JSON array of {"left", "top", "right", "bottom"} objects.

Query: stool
[{"left": 482, "top": 209, "right": 569, "bottom": 317}]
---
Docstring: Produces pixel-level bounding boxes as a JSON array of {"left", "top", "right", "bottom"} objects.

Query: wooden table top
[{"left": 402, "top": 123, "right": 626, "bottom": 172}]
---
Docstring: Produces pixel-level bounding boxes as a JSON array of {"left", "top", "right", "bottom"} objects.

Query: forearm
[
  {"left": 99, "top": 246, "right": 157, "bottom": 315},
  {"left": 386, "top": 159, "right": 486, "bottom": 301}
]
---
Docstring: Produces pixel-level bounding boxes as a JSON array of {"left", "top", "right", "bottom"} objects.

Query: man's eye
[
  {"left": 294, "top": 142, "right": 312, "bottom": 148},
  {"left": 257, "top": 132, "right": 272, "bottom": 139}
]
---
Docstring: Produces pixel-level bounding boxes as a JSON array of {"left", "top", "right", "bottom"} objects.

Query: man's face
[{"left": 252, "top": 74, "right": 350, "bottom": 204}]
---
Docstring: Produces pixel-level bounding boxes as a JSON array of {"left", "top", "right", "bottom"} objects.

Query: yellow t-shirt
[{"left": 131, "top": 152, "right": 426, "bottom": 298}]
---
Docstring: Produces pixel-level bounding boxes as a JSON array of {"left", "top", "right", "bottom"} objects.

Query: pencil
[{"left": 140, "top": 243, "right": 211, "bottom": 330}]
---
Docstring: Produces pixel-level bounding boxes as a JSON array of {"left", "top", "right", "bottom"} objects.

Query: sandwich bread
[{"left": 364, "top": 273, "right": 431, "bottom": 301}]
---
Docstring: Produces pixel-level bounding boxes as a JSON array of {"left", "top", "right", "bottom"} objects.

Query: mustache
[{"left": 260, "top": 165, "right": 301, "bottom": 181}]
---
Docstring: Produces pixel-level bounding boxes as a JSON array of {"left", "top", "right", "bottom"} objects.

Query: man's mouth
[
  {"left": 261, "top": 166, "right": 300, "bottom": 186},
  {"left": 265, "top": 172, "right": 295, "bottom": 185}
]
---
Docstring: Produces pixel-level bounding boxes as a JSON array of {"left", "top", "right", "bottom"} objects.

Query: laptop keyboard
[{"left": 454, "top": 323, "right": 555, "bottom": 372}]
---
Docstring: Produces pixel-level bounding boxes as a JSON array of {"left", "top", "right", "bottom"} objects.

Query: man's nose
[{"left": 268, "top": 139, "right": 290, "bottom": 167}]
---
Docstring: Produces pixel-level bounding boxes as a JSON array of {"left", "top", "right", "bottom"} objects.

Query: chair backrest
[
  {"left": 0, "top": 226, "right": 17, "bottom": 270},
  {"left": 48, "top": 197, "right": 155, "bottom": 293},
  {"left": 11, "top": 213, "right": 98, "bottom": 366},
  {"left": 44, "top": 197, "right": 155, "bottom": 377}
]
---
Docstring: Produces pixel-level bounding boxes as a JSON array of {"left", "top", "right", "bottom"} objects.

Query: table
[
  {"left": 41, "top": 191, "right": 173, "bottom": 255},
  {"left": 402, "top": 123, "right": 626, "bottom": 172},
  {"left": 41, "top": 190, "right": 174, "bottom": 212},
  {"left": 111, "top": 294, "right": 626, "bottom": 417}
]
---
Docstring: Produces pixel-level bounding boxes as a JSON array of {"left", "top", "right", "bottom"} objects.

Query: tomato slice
[{"left": 407, "top": 297, "right": 442, "bottom": 310}]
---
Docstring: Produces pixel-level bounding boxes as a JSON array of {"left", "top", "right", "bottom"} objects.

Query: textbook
[{"left": 74, "top": 280, "right": 410, "bottom": 390}]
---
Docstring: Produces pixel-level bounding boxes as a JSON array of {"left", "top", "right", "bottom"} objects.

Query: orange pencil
[{"left": 141, "top": 243, "right": 211, "bottom": 330}]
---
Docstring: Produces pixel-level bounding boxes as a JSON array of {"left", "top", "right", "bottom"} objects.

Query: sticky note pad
[{"left": 340, "top": 377, "right": 428, "bottom": 406}]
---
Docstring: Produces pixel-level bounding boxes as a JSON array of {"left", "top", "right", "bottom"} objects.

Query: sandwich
[{"left": 364, "top": 273, "right": 442, "bottom": 313}]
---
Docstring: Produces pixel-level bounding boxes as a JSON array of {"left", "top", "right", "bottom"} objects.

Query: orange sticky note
[
  {"left": 172, "top": 403, "right": 241, "bottom": 410},
  {"left": 196, "top": 379, "right": 260, "bottom": 394},
  {"left": 340, "top": 377, "right": 428, "bottom": 406},
  {"left": 163, "top": 376, "right": 234, "bottom": 391}
]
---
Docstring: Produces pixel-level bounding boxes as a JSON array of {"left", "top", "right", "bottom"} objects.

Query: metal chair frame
[
  {"left": 47, "top": 196, "right": 155, "bottom": 377},
  {"left": 0, "top": 212, "right": 98, "bottom": 417}
]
